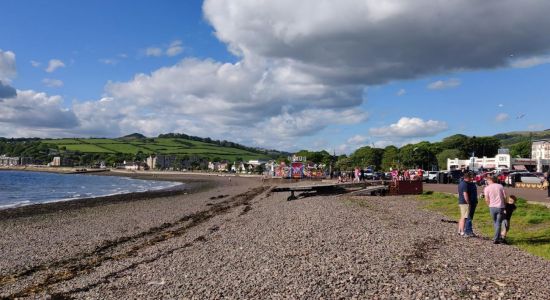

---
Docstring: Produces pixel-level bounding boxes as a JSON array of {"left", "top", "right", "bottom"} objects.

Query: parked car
[
  {"left": 364, "top": 169, "right": 374, "bottom": 180},
  {"left": 520, "top": 173, "right": 544, "bottom": 184},
  {"left": 426, "top": 171, "right": 439, "bottom": 183}
]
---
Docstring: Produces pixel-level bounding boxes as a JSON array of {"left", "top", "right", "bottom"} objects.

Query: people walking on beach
[
  {"left": 484, "top": 175, "right": 507, "bottom": 244},
  {"left": 457, "top": 173, "right": 472, "bottom": 236},
  {"left": 354, "top": 167, "right": 361, "bottom": 183},
  {"left": 501, "top": 195, "right": 517, "bottom": 240},
  {"left": 464, "top": 173, "right": 478, "bottom": 237}
]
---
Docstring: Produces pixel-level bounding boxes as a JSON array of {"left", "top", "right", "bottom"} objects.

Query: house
[
  {"left": 0, "top": 155, "right": 20, "bottom": 166},
  {"left": 48, "top": 156, "right": 74, "bottom": 167},
  {"left": 209, "top": 161, "right": 229, "bottom": 172}
]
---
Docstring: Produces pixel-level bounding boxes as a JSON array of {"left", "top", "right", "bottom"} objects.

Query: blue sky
[{"left": 1, "top": 0, "right": 549, "bottom": 153}]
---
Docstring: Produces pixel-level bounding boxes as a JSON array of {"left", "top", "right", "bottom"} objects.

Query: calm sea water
[{"left": 0, "top": 171, "right": 181, "bottom": 209}]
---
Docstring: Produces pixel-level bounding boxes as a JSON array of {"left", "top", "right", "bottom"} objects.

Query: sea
[{"left": 0, "top": 170, "right": 181, "bottom": 209}]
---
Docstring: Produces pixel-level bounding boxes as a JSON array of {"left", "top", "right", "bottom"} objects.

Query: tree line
[{"left": 290, "top": 134, "right": 509, "bottom": 171}]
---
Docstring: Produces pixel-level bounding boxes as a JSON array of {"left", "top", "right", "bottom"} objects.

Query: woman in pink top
[{"left": 484, "top": 176, "right": 507, "bottom": 244}]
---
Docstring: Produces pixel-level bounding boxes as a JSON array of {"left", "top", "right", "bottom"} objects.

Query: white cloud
[
  {"left": 498, "top": 103, "right": 504, "bottom": 108},
  {"left": 42, "top": 78, "right": 64, "bottom": 88},
  {"left": 427, "top": 78, "right": 461, "bottom": 90},
  {"left": 396, "top": 88, "right": 406, "bottom": 96},
  {"left": 166, "top": 40, "right": 183, "bottom": 57},
  {"left": 145, "top": 47, "right": 163, "bottom": 57},
  {"left": 495, "top": 113, "right": 509, "bottom": 122},
  {"left": 45, "top": 59, "right": 65, "bottom": 73},
  {"left": 204, "top": 0, "right": 550, "bottom": 85},
  {"left": 347, "top": 135, "right": 368, "bottom": 145},
  {"left": 510, "top": 55, "right": 550, "bottom": 68},
  {"left": 369, "top": 117, "right": 448, "bottom": 138},
  {"left": 30, "top": 60, "right": 41, "bottom": 67},
  {"left": 0, "top": 49, "right": 16, "bottom": 81},
  {"left": 0, "top": 90, "right": 78, "bottom": 132}
]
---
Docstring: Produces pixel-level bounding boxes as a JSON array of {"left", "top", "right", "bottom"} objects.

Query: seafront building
[
  {"left": 447, "top": 147, "right": 550, "bottom": 172},
  {"left": 0, "top": 155, "right": 21, "bottom": 166}
]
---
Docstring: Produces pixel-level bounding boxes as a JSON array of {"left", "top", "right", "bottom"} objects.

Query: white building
[
  {"left": 446, "top": 148, "right": 547, "bottom": 172},
  {"left": 532, "top": 139, "right": 550, "bottom": 172},
  {"left": 0, "top": 155, "right": 20, "bottom": 166}
]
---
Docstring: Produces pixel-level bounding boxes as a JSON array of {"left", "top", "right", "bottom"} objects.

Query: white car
[
  {"left": 427, "top": 171, "right": 439, "bottom": 183},
  {"left": 520, "top": 173, "right": 543, "bottom": 184}
]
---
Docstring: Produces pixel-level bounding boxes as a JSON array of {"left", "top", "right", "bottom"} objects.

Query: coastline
[{"left": 0, "top": 171, "right": 221, "bottom": 220}]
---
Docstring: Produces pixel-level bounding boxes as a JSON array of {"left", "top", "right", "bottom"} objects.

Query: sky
[{"left": 1, "top": 0, "right": 549, "bottom": 154}]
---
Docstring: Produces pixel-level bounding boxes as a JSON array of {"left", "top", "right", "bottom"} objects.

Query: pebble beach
[{"left": 1, "top": 173, "right": 550, "bottom": 299}]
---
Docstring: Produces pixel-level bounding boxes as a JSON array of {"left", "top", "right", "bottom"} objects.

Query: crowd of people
[{"left": 457, "top": 172, "right": 517, "bottom": 244}]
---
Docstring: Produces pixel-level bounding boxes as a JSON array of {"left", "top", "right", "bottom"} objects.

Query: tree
[
  {"left": 350, "top": 146, "right": 383, "bottom": 170},
  {"left": 335, "top": 155, "right": 352, "bottom": 171},
  {"left": 381, "top": 146, "right": 399, "bottom": 170},
  {"left": 459, "top": 136, "right": 499, "bottom": 158},
  {"left": 510, "top": 141, "right": 531, "bottom": 158},
  {"left": 440, "top": 134, "right": 468, "bottom": 151},
  {"left": 436, "top": 149, "right": 461, "bottom": 170}
]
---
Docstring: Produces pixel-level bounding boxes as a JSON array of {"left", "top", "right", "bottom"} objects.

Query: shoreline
[{"left": 0, "top": 172, "right": 220, "bottom": 220}]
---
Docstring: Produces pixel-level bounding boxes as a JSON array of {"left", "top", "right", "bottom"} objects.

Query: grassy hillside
[
  {"left": 494, "top": 129, "right": 550, "bottom": 148},
  {"left": 41, "top": 137, "right": 270, "bottom": 161}
]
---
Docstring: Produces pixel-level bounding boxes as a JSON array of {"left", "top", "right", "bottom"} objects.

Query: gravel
[{"left": 1, "top": 177, "right": 550, "bottom": 299}]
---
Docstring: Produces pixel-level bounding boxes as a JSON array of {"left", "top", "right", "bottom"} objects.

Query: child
[{"left": 501, "top": 195, "right": 517, "bottom": 241}]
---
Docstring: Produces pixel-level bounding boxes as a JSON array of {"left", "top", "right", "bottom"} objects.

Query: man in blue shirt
[
  {"left": 464, "top": 173, "right": 478, "bottom": 236},
  {"left": 457, "top": 173, "right": 471, "bottom": 235}
]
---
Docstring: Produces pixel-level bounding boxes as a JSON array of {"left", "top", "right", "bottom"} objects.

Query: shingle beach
[{"left": 1, "top": 173, "right": 549, "bottom": 299}]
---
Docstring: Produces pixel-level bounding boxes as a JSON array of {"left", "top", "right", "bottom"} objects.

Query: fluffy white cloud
[
  {"left": 45, "top": 59, "right": 65, "bottom": 73},
  {"left": 0, "top": 49, "right": 16, "bottom": 81},
  {"left": 42, "top": 78, "right": 64, "bottom": 88},
  {"left": 495, "top": 113, "right": 509, "bottom": 122},
  {"left": 427, "top": 79, "right": 461, "bottom": 90},
  {"left": 369, "top": 117, "right": 448, "bottom": 138},
  {"left": 396, "top": 88, "right": 406, "bottom": 96},
  {"left": 0, "top": 90, "right": 78, "bottom": 132},
  {"left": 204, "top": 0, "right": 550, "bottom": 85}
]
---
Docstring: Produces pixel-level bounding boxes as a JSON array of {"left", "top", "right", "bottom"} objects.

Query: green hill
[
  {"left": 493, "top": 129, "right": 550, "bottom": 148},
  {"left": 41, "top": 135, "right": 271, "bottom": 161}
]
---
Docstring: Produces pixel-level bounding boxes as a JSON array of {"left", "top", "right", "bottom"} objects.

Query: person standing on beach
[
  {"left": 484, "top": 175, "right": 507, "bottom": 244},
  {"left": 464, "top": 173, "right": 478, "bottom": 237},
  {"left": 457, "top": 173, "right": 471, "bottom": 236}
]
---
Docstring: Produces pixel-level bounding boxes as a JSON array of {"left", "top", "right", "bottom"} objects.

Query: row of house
[{"left": 0, "top": 155, "right": 34, "bottom": 166}]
